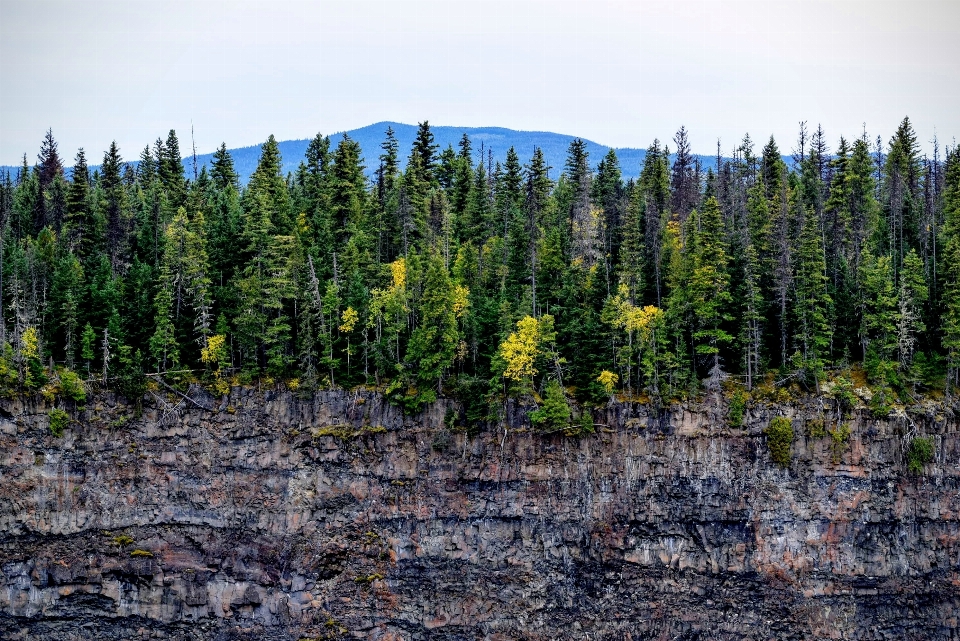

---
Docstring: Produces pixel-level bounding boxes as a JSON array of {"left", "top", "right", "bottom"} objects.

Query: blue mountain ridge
[{"left": 3, "top": 122, "right": 750, "bottom": 184}]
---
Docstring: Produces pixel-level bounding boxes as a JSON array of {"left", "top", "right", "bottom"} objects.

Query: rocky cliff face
[{"left": 1, "top": 387, "right": 958, "bottom": 640}]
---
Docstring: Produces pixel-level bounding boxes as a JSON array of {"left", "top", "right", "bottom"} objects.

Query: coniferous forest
[{"left": 3, "top": 118, "right": 959, "bottom": 429}]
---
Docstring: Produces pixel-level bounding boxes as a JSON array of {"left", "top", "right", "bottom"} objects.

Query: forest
[{"left": 1, "top": 118, "right": 958, "bottom": 431}]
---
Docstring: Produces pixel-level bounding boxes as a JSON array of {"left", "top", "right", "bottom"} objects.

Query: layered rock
[{"left": 1, "top": 388, "right": 958, "bottom": 639}]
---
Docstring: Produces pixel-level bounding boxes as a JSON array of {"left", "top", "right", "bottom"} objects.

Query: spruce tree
[
  {"left": 792, "top": 207, "right": 833, "bottom": 382},
  {"left": 210, "top": 143, "right": 238, "bottom": 189},
  {"left": 688, "top": 197, "right": 733, "bottom": 375},
  {"left": 160, "top": 129, "right": 187, "bottom": 205},
  {"left": 404, "top": 250, "right": 458, "bottom": 406},
  {"left": 940, "top": 147, "right": 960, "bottom": 392}
]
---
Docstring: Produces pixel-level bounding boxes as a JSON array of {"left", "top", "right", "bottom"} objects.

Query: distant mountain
[
  {"left": 2, "top": 122, "right": 732, "bottom": 184},
  {"left": 196, "top": 122, "right": 656, "bottom": 183}
]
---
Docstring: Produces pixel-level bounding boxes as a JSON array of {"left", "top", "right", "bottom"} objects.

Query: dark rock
[{"left": 0, "top": 389, "right": 957, "bottom": 640}]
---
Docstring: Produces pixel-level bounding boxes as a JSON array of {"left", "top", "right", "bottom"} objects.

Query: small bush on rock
[
  {"left": 728, "top": 389, "right": 747, "bottom": 428},
  {"left": 906, "top": 437, "right": 934, "bottom": 474},
  {"left": 764, "top": 417, "right": 793, "bottom": 468},
  {"left": 48, "top": 408, "right": 69, "bottom": 437},
  {"left": 529, "top": 380, "right": 571, "bottom": 433},
  {"left": 58, "top": 369, "right": 86, "bottom": 402},
  {"left": 828, "top": 423, "right": 851, "bottom": 463}
]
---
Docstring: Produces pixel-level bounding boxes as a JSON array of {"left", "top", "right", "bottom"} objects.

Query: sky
[{"left": 1, "top": 0, "right": 958, "bottom": 165}]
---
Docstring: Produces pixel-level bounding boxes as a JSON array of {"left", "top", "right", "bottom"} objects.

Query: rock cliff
[{"left": 1, "top": 387, "right": 958, "bottom": 640}]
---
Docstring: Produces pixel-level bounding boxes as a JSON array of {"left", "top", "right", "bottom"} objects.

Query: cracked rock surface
[{"left": 1, "top": 388, "right": 958, "bottom": 639}]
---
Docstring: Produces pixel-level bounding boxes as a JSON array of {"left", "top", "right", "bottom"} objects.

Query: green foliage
[
  {"left": 529, "top": 380, "right": 571, "bottom": 433},
  {"left": 828, "top": 423, "right": 851, "bottom": 463},
  {"left": 829, "top": 376, "right": 857, "bottom": 417},
  {"left": 111, "top": 534, "right": 134, "bottom": 547},
  {"left": 58, "top": 369, "right": 86, "bottom": 402},
  {"left": 450, "top": 375, "right": 489, "bottom": 435},
  {"left": 806, "top": 418, "right": 826, "bottom": 438},
  {"left": 0, "top": 343, "right": 18, "bottom": 394},
  {"left": 868, "top": 388, "right": 893, "bottom": 418},
  {"left": 906, "top": 436, "right": 934, "bottom": 474},
  {"left": 48, "top": 408, "right": 69, "bottom": 437},
  {"left": 728, "top": 388, "right": 747, "bottom": 428},
  {"left": 1, "top": 122, "right": 956, "bottom": 422},
  {"left": 115, "top": 346, "right": 146, "bottom": 414},
  {"left": 764, "top": 416, "right": 794, "bottom": 468}
]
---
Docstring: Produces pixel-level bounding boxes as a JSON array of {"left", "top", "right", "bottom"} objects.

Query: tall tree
[{"left": 670, "top": 126, "right": 697, "bottom": 223}]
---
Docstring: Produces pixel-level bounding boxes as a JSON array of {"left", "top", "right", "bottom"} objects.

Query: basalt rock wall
[{"left": 1, "top": 388, "right": 959, "bottom": 640}]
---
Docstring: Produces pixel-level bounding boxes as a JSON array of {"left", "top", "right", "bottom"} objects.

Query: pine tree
[
  {"left": 137, "top": 145, "right": 157, "bottom": 185},
  {"left": 462, "top": 159, "right": 492, "bottom": 245},
  {"left": 329, "top": 134, "right": 367, "bottom": 249},
  {"left": 80, "top": 322, "right": 96, "bottom": 376},
  {"left": 670, "top": 127, "right": 697, "bottom": 222},
  {"left": 149, "top": 257, "right": 179, "bottom": 371},
  {"left": 245, "top": 135, "right": 291, "bottom": 234},
  {"left": 859, "top": 248, "right": 898, "bottom": 383},
  {"left": 160, "top": 129, "right": 187, "bottom": 206},
  {"left": 638, "top": 140, "right": 671, "bottom": 304},
  {"left": 688, "top": 197, "right": 733, "bottom": 374},
  {"left": 897, "top": 248, "right": 926, "bottom": 369},
  {"left": 940, "top": 147, "right": 960, "bottom": 392},
  {"left": 411, "top": 121, "right": 439, "bottom": 186},
  {"left": 37, "top": 129, "right": 64, "bottom": 192},
  {"left": 883, "top": 117, "right": 922, "bottom": 271},
  {"left": 593, "top": 148, "right": 624, "bottom": 287},
  {"left": 210, "top": 143, "right": 238, "bottom": 189},
  {"left": 564, "top": 139, "right": 598, "bottom": 266},
  {"left": 100, "top": 141, "right": 131, "bottom": 272},
  {"left": 792, "top": 207, "right": 833, "bottom": 382},
  {"left": 404, "top": 250, "right": 459, "bottom": 406},
  {"left": 524, "top": 148, "right": 552, "bottom": 314}
]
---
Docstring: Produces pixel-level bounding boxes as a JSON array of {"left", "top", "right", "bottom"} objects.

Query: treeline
[{"left": 2, "top": 118, "right": 959, "bottom": 421}]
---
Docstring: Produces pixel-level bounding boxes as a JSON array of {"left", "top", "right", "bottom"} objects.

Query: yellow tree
[
  {"left": 497, "top": 314, "right": 556, "bottom": 395},
  {"left": 603, "top": 283, "right": 664, "bottom": 395}
]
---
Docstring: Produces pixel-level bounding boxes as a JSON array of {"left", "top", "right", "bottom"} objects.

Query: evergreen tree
[
  {"left": 403, "top": 250, "right": 459, "bottom": 406},
  {"left": 670, "top": 126, "right": 697, "bottom": 222},
  {"left": 100, "top": 141, "right": 131, "bottom": 272},
  {"left": 792, "top": 206, "right": 833, "bottom": 382},
  {"left": 159, "top": 129, "right": 187, "bottom": 205},
  {"left": 564, "top": 139, "right": 598, "bottom": 266},
  {"left": 883, "top": 117, "right": 922, "bottom": 271},
  {"left": 687, "top": 197, "right": 733, "bottom": 374},
  {"left": 245, "top": 134, "right": 291, "bottom": 234},
  {"left": 859, "top": 249, "right": 898, "bottom": 383},
  {"left": 940, "top": 147, "right": 960, "bottom": 392},
  {"left": 137, "top": 145, "right": 158, "bottom": 185},
  {"left": 897, "top": 247, "right": 926, "bottom": 370},
  {"left": 37, "top": 128, "right": 64, "bottom": 191},
  {"left": 210, "top": 143, "right": 238, "bottom": 189}
]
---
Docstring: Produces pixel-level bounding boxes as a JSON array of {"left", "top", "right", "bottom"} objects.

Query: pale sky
[{"left": 1, "top": 0, "right": 958, "bottom": 165}]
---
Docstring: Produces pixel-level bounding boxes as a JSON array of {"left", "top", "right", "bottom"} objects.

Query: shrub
[
  {"left": 115, "top": 346, "right": 147, "bottom": 415},
  {"left": 59, "top": 369, "right": 87, "bottom": 403},
  {"left": 451, "top": 375, "right": 489, "bottom": 435},
  {"left": 806, "top": 418, "right": 826, "bottom": 438},
  {"left": 529, "top": 380, "right": 571, "bottom": 433},
  {"left": 728, "top": 389, "right": 747, "bottom": 428},
  {"left": 431, "top": 429, "right": 452, "bottom": 452},
  {"left": 130, "top": 549, "right": 154, "bottom": 558},
  {"left": 869, "top": 388, "right": 893, "bottom": 418},
  {"left": 48, "top": 408, "right": 69, "bottom": 437},
  {"left": 828, "top": 423, "right": 851, "bottom": 463},
  {"left": 111, "top": 534, "right": 134, "bottom": 547},
  {"left": 764, "top": 416, "right": 794, "bottom": 468},
  {"left": 830, "top": 375, "right": 857, "bottom": 417},
  {"left": 906, "top": 437, "right": 934, "bottom": 474}
]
